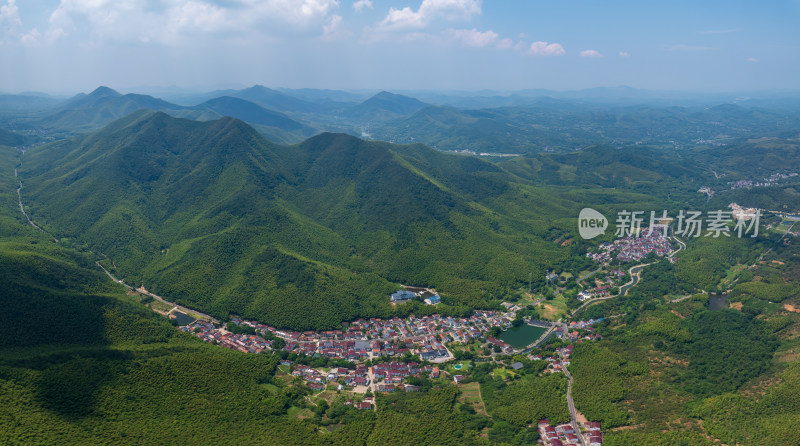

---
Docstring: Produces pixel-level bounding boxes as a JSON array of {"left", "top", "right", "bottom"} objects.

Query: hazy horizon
[{"left": 1, "top": 0, "right": 798, "bottom": 95}]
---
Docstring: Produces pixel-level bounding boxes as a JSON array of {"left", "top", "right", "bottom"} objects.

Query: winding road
[
  {"left": 561, "top": 349, "right": 586, "bottom": 446},
  {"left": 14, "top": 154, "right": 217, "bottom": 325},
  {"left": 15, "top": 166, "right": 44, "bottom": 233},
  {"left": 572, "top": 227, "right": 686, "bottom": 317},
  {"left": 95, "top": 261, "right": 219, "bottom": 324},
  {"left": 561, "top": 226, "right": 687, "bottom": 442}
]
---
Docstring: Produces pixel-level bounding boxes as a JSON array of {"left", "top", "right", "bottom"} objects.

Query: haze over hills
[
  {"left": 373, "top": 101, "right": 800, "bottom": 153},
  {"left": 344, "top": 91, "right": 429, "bottom": 121},
  {"left": 35, "top": 86, "right": 182, "bottom": 132},
  {"left": 3, "top": 84, "right": 800, "bottom": 156},
  {"left": 0, "top": 127, "right": 23, "bottom": 146},
  {"left": 188, "top": 96, "right": 319, "bottom": 144}
]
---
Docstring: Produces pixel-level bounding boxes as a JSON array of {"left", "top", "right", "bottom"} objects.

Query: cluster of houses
[
  {"left": 289, "top": 363, "right": 334, "bottom": 391},
  {"left": 179, "top": 320, "right": 273, "bottom": 353},
  {"left": 346, "top": 398, "right": 374, "bottom": 410},
  {"left": 390, "top": 289, "right": 442, "bottom": 305},
  {"left": 537, "top": 419, "right": 603, "bottom": 445},
  {"left": 728, "top": 202, "right": 760, "bottom": 221},
  {"left": 531, "top": 345, "right": 571, "bottom": 374},
  {"left": 487, "top": 337, "right": 515, "bottom": 354},
  {"left": 577, "top": 285, "right": 610, "bottom": 301},
  {"left": 530, "top": 320, "right": 604, "bottom": 373},
  {"left": 585, "top": 248, "right": 613, "bottom": 263},
  {"left": 566, "top": 319, "right": 605, "bottom": 342},
  {"left": 180, "top": 310, "right": 515, "bottom": 364},
  {"left": 728, "top": 172, "right": 798, "bottom": 190},
  {"left": 281, "top": 359, "right": 436, "bottom": 400},
  {"left": 577, "top": 270, "right": 624, "bottom": 301},
  {"left": 586, "top": 228, "right": 672, "bottom": 264},
  {"left": 613, "top": 228, "right": 672, "bottom": 262},
  {"left": 373, "top": 362, "right": 423, "bottom": 392}
]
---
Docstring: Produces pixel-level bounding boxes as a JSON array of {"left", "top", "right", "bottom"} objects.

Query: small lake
[
  {"left": 171, "top": 310, "right": 196, "bottom": 325},
  {"left": 499, "top": 324, "right": 547, "bottom": 349},
  {"left": 708, "top": 294, "right": 728, "bottom": 311}
]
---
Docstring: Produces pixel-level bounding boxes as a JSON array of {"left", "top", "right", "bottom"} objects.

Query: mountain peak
[
  {"left": 88, "top": 86, "right": 121, "bottom": 98},
  {"left": 348, "top": 91, "right": 428, "bottom": 119}
]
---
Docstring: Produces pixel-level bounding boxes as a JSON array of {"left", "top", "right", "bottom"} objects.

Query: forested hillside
[{"left": 16, "top": 112, "right": 587, "bottom": 330}]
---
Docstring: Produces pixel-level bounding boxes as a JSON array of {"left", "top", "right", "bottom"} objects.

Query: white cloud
[
  {"left": 746, "top": 57, "right": 758, "bottom": 63},
  {"left": 353, "top": 0, "right": 373, "bottom": 13},
  {"left": 443, "top": 28, "right": 497, "bottom": 47},
  {"left": 665, "top": 44, "right": 718, "bottom": 51},
  {"left": 377, "top": 0, "right": 481, "bottom": 31},
  {"left": 618, "top": 51, "right": 630, "bottom": 58},
  {"left": 0, "top": 0, "right": 22, "bottom": 44},
  {"left": 378, "top": 6, "right": 424, "bottom": 30},
  {"left": 0, "top": 0, "right": 20, "bottom": 26},
  {"left": 45, "top": 0, "right": 343, "bottom": 45},
  {"left": 528, "top": 41, "right": 565, "bottom": 56},
  {"left": 580, "top": 49, "right": 603, "bottom": 58},
  {"left": 322, "top": 14, "right": 352, "bottom": 40}
]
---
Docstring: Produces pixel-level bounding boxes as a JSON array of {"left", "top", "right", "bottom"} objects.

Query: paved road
[
  {"left": 15, "top": 166, "right": 48, "bottom": 235},
  {"left": 560, "top": 325, "right": 586, "bottom": 446},
  {"left": 95, "top": 261, "right": 220, "bottom": 324},
  {"left": 572, "top": 226, "right": 686, "bottom": 317}
]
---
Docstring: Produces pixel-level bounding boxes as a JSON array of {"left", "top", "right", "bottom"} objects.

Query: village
[
  {"left": 177, "top": 303, "right": 608, "bottom": 444},
  {"left": 179, "top": 309, "right": 514, "bottom": 361},
  {"left": 727, "top": 171, "right": 798, "bottom": 190}
]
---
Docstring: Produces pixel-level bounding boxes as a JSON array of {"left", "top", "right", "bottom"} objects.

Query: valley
[{"left": 1, "top": 84, "right": 800, "bottom": 446}]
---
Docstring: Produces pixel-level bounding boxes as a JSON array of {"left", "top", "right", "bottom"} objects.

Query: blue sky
[{"left": 1, "top": 0, "right": 798, "bottom": 94}]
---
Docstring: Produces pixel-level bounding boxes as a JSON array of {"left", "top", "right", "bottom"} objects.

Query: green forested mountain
[
  {"left": 3, "top": 92, "right": 800, "bottom": 445},
  {"left": 16, "top": 111, "right": 573, "bottom": 329},
  {"left": 0, "top": 141, "right": 494, "bottom": 446},
  {"left": 195, "top": 96, "right": 311, "bottom": 131},
  {"left": 230, "top": 84, "right": 339, "bottom": 113},
  {"left": 191, "top": 96, "right": 319, "bottom": 143},
  {"left": 35, "top": 87, "right": 182, "bottom": 132},
  {"left": 17, "top": 111, "right": 729, "bottom": 330},
  {"left": 0, "top": 233, "right": 495, "bottom": 445},
  {"left": 345, "top": 91, "right": 428, "bottom": 121}
]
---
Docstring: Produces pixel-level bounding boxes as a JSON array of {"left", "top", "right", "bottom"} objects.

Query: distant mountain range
[
  {"left": 36, "top": 87, "right": 179, "bottom": 131},
  {"left": 1, "top": 84, "right": 799, "bottom": 154}
]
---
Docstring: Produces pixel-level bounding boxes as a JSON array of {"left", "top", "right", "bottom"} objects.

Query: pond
[
  {"left": 499, "top": 324, "right": 547, "bottom": 349},
  {"left": 708, "top": 294, "right": 728, "bottom": 311},
  {"left": 171, "top": 310, "right": 196, "bottom": 325}
]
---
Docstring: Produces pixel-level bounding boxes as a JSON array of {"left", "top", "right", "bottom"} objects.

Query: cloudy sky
[{"left": 1, "top": 0, "right": 799, "bottom": 94}]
